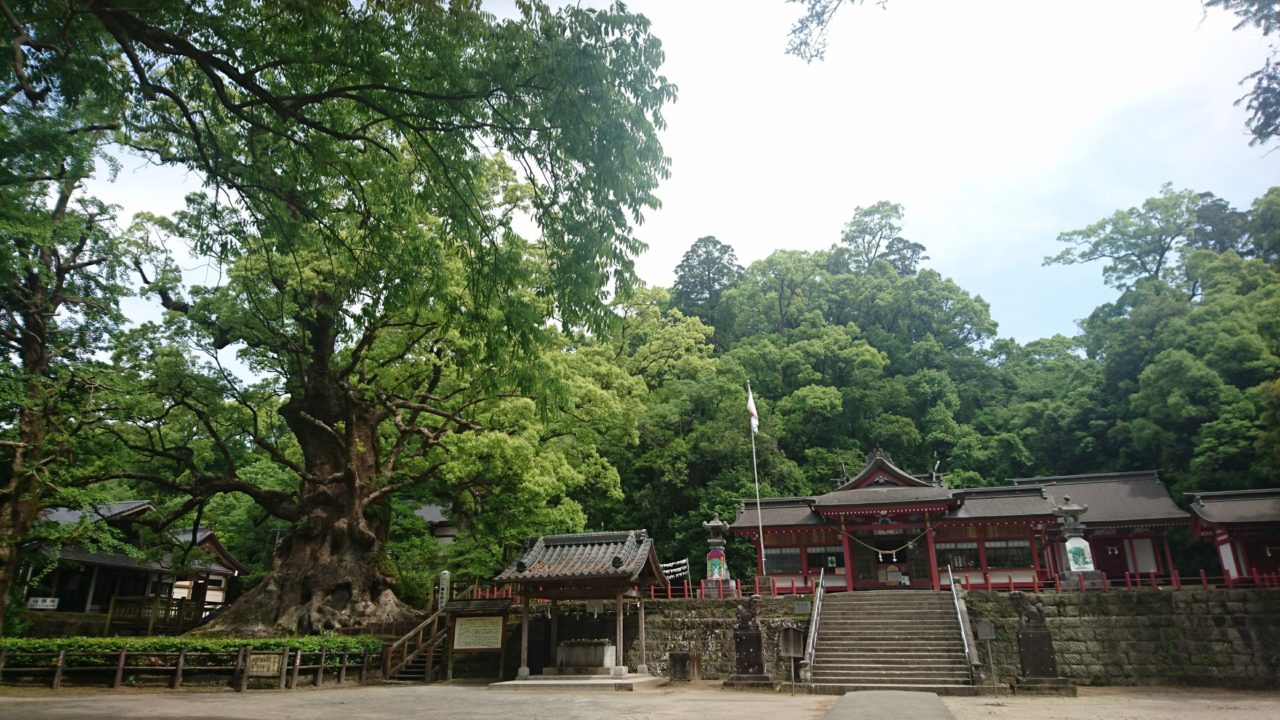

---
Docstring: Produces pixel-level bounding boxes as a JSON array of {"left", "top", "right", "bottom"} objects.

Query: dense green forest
[{"left": 4, "top": 1, "right": 1279, "bottom": 635}]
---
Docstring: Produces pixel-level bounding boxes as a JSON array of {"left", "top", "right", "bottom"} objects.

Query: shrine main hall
[{"left": 732, "top": 452, "right": 1190, "bottom": 592}]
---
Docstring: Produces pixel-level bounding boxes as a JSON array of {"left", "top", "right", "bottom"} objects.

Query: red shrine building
[
  {"left": 1189, "top": 489, "right": 1280, "bottom": 580},
  {"left": 731, "top": 451, "right": 1189, "bottom": 592}
]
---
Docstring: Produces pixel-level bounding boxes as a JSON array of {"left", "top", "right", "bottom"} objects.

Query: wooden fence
[{"left": 0, "top": 647, "right": 373, "bottom": 691}]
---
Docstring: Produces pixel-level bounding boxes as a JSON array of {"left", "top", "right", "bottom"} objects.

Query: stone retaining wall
[
  {"left": 626, "top": 597, "right": 810, "bottom": 679},
  {"left": 962, "top": 589, "right": 1280, "bottom": 690}
]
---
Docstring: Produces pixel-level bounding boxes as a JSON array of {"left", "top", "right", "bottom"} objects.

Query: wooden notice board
[{"left": 452, "top": 615, "right": 504, "bottom": 652}]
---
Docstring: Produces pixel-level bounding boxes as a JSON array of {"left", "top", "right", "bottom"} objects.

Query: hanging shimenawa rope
[{"left": 842, "top": 528, "right": 929, "bottom": 562}]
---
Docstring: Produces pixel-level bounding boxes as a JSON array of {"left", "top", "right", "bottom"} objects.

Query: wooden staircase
[
  {"left": 809, "top": 590, "right": 976, "bottom": 695},
  {"left": 382, "top": 610, "right": 449, "bottom": 684}
]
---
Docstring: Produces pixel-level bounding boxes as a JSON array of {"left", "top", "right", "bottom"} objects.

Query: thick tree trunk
[
  {"left": 196, "top": 502, "right": 417, "bottom": 636},
  {"left": 197, "top": 378, "right": 420, "bottom": 636}
]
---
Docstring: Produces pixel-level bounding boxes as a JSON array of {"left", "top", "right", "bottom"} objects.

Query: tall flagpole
[{"left": 748, "top": 382, "right": 767, "bottom": 576}]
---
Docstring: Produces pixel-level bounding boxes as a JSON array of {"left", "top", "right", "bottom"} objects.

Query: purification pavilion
[
  {"left": 494, "top": 530, "right": 666, "bottom": 681},
  {"left": 731, "top": 452, "right": 1189, "bottom": 592}
]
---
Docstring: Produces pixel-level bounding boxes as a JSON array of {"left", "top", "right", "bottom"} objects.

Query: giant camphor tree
[{"left": 2, "top": 0, "right": 673, "bottom": 634}]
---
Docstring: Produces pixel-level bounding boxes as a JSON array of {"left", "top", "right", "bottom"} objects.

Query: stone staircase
[{"left": 809, "top": 590, "right": 976, "bottom": 695}]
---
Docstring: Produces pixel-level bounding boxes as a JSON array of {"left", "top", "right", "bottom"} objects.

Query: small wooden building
[
  {"left": 732, "top": 452, "right": 1190, "bottom": 592},
  {"left": 23, "top": 501, "right": 246, "bottom": 634},
  {"left": 1189, "top": 488, "right": 1280, "bottom": 579}
]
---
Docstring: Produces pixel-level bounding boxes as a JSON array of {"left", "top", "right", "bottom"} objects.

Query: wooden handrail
[{"left": 382, "top": 608, "right": 447, "bottom": 679}]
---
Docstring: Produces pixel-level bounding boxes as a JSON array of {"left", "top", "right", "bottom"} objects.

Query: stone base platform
[
  {"left": 1013, "top": 677, "right": 1077, "bottom": 696},
  {"left": 722, "top": 673, "right": 774, "bottom": 690},
  {"left": 490, "top": 674, "right": 669, "bottom": 692}
]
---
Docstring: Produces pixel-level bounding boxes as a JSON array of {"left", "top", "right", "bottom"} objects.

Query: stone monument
[
  {"left": 1012, "top": 595, "right": 1076, "bottom": 696},
  {"left": 723, "top": 594, "right": 772, "bottom": 688}
]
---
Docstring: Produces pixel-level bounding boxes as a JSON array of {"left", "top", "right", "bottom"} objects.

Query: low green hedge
[
  {"left": 0, "top": 636, "right": 384, "bottom": 671},
  {"left": 0, "top": 634, "right": 383, "bottom": 664}
]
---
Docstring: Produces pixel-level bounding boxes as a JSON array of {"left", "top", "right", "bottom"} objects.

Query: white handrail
[
  {"left": 947, "top": 565, "right": 974, "bottom": 668},
  {"left": 802, "top": 568, "right": 825, "bottom": 679}
]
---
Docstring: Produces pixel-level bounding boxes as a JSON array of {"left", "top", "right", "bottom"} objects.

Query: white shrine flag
[{"left": 747, "top": 384, "right": 759, "bottom": 434}]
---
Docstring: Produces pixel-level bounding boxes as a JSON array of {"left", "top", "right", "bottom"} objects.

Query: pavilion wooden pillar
[
  {"left": 1030, "top": 530, "right": 1043, "bottom": 577},
  {"left": 841, "top": 519, "right": 854, "bottom": 592},
  {"left": 925, "top": 517, "right": 940, "bottom": 591},
  {"left": 636, "top": 599, "right": 648, "bottom": 675},
  {"left": 613, "top": 593, "right": 626, "bottom": 677},
  {"left": 1161, "top": 534, "right": 1176, "bottom": 579},
  {"left": 517, "top": 596, "right": 530, "bottom": 678},
  {"left": 548, "top": 600, "right": 558, "bottom": 669}
]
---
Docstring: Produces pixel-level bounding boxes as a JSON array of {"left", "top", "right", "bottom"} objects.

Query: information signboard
[{"left": 452, "top": 615, "right": 504, "bottom": 651}]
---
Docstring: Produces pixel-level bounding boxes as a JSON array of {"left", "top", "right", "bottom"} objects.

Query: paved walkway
[
  {"left": 824, "top": 691, "right": 955, "bottom": 720},
  {"left": 0, "top": 683, "right": 837, "bottom": 720}
]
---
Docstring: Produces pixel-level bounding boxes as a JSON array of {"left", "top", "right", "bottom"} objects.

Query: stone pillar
[
  {"left": 517, "top": 596, "right": 530, "bottom": 678},
  {"left": 636, "top": 599, "right": 648, "bottom": 675},
  {"left": 613, "top": 593, "right": 626, "bottom": 677}
]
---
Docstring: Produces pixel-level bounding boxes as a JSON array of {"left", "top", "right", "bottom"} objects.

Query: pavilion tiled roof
[
  {"left": 1188, "top": 489, "right": 1280, "bottom": 525},
  {"left": 1012, "top": 471, "right": 1188, "bottom": 525},
  {"left": 494, "top": 530, "right": 661, "bottom": 585}
]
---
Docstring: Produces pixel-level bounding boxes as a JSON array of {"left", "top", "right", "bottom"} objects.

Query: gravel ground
[{"left": 0, "top": 683, "right": 1277, "bottom": 720}]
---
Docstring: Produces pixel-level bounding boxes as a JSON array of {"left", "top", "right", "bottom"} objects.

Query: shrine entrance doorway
[{"left": 851, "top": 529, "right": 931, "bottom": 589}]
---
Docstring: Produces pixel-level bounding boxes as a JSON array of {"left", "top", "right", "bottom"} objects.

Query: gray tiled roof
[
  {"left": 730, "top": 499, "right": 821, "bottom": 529},
  {"left": 1189, "top": 489, "right": 1280, "bottom": 524},
  {"left": 1014, "top": 472, "right": 1188, "bottom": 525},
  {"left": 494, "top": 530, "right": 661, "bottom": 585},
  {"left": 43, "top": 500, "right": 154, "bottom": 525},
  {"left": 948, "top": 486, "right": 1056, "bottom": 520},
  {"left": 814, "top": 486, "right": 954, "bottom": 507}
]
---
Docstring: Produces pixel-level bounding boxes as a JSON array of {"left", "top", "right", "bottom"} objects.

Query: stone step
[
  {"left": 815, "top": 651, "right": 967, "bottom": 661},
  {"left": 818, "top": 643, "right": 963, "bottom": 650},
  {"left": 819, "top": 630, "right": 962, "bottom": 635},
  {"left": 814, "top": 667, "right": 970, "bottom": 677},
  {"left": 814, "top": 666, "right": 962, "bottom": 676},
  {"left": 811, "top": 683, "right": 978, "bottom": 696},
  {"left": 814, "top": 650, "right": 962, "bottom": 661}
]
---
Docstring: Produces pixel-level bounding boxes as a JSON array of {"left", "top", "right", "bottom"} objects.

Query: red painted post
[
  {"left": 1124, "top": 572, "right": 1132, "bottom": 591},
  {"left": 984, "top": 571, "right": 992, "bottom": 592},
  {"left": 1008, "top": 575, "right": 1014, "bottom": 592},
  {"left": 1150, "top": 572, "right": 1158, "bottom": 589},
  {"left": 699, "top": 580, "right": 706, "bottom": 599},
  {"left": 1032, "top": 575, "right": 1040, "bottom": 594},
  {"left": 718, "top": 581, "right": 724, "bottom": 599},
  {"left": 790, "top": 577, "right": 796, "bottom": 595},
  {"left": 1078, "top": 572, "right": 1086, "bottom": 593},
  {"left": 1101, "top": 572, "right": 1109, "bottom": 592},
  {"left": 1200, "top": 569, "right": 1209, "bottom": 590},
  {"left": 1172, "top": 570, "right": 1181, "bottom": 590},
  {"left": 1252, "top": 568, "right": 1262, "bottom": 587},
  {"left": 754, "top": 576, "right": 760, "bottom": 595},
  {"left": 1054, "top": 574, "right": 1061, "bottom": 593}
]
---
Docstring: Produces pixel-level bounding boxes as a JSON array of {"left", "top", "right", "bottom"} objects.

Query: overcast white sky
[{"left": 95, "top": 1, "right": 1277, "bottom": 344}]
